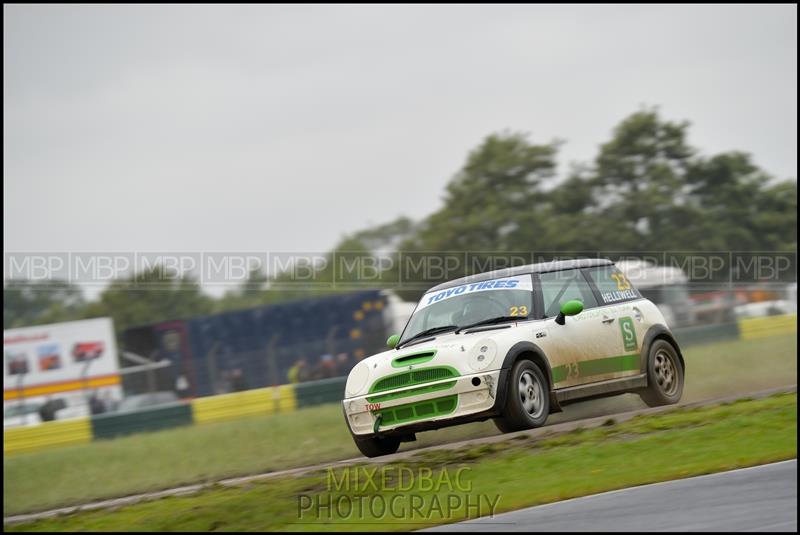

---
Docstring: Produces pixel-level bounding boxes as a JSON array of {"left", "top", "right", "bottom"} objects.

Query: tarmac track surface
[
  {"left": 424, "top": 460, "right": 798, "bottom": 532},
  {"left": 3, "top": 385, "right": 796, "bottom": 526}
]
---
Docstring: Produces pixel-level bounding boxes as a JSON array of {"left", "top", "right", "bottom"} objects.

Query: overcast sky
[{"left": 4, "top": 4, "right": 797, "bottom": 259}]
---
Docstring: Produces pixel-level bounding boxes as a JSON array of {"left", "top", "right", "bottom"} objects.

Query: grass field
[
  {"left": 8, "top": 392, "right": 797, "bottom": 531},
  {"left": 4, "top": 333, "right": 796, "bottom": 517}
]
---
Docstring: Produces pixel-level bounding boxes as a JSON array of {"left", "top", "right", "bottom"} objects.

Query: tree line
[{"left": 5, "top": 108, "right": 796, "bottom": 333}]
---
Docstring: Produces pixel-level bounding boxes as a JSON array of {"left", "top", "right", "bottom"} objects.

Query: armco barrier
[
  {"left": 90, "top": 402, "right": 194, "bottom": 440},
  {"left": 192, "top": 385, "right": 296, "bottom": 424},
  {"left": 294, "top": 376, "right": 347, "bottom": 408},
  {"left": 3, "top": 417, "right": 92, "bottom": 455},
  {"left": 739, "top": 313, "right": 797, "bottom": 340}
]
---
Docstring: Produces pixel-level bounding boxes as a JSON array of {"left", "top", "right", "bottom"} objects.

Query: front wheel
[
  {"left": 639, "top": 339, "right": 684, "bottom": 407},
  {"left": 494, "top": 359, "right": 550, "bottom": 433},
  {"left": 352, "top": 434, "right": 401, "bottom": 458}
]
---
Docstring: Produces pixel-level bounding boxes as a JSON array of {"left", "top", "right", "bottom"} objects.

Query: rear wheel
[
  {"left": 352, "top": 434, "right": 401, "bottom": 458},
  {"left": 494, "top": 359, "right": 550, "bottom": 433},
  {"left": 639, "top": 339, "right": 684, "bottom": 407}
]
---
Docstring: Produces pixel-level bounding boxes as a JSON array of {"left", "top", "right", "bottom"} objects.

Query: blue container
[{"left": 123, "top": 290, "right": 388, "bottom": 398}]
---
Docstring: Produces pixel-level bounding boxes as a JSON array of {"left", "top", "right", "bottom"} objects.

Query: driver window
[{"left": 539, "top": 269, "right": 598, "bottom": 317}]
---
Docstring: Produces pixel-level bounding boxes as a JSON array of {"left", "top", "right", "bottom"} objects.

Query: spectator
[
  {"left": 38, "top": 397, "right": 57, "bottom": 422},
  {"left": 230, "top": 368, "right": 248, "bottom": 392},
  {"left": 215, "top": 370, "right": 232, "bottom": 394},
  {"left": 312, "top": 353, "right": 336, "bottom": 380},
  {"left": 89, "top": 392, "right": 106, "bottom": 415},
  {"left": 335, "top": 353, "right": 352, "bottom": 376},
  {"left": 175, "top": 374, "right": 191, "bottom": 398},
  {"left": 288, "top": 357, "right": 309, "bottom": 383}
]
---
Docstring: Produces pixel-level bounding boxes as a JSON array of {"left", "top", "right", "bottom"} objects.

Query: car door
[
  {"left": 581, "top": 264, "right": 647, "bottom": 380},
  {"left": 536, "top": 268, "right": 619, "bottom": 388}
]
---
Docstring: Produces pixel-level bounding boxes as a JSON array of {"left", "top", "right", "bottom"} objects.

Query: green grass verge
[
  {"left": 7, "top": 392, "right": 797, "bottom": 531},
  {"left": 4, "top": 333, "right": 797, "bottom": 517}
]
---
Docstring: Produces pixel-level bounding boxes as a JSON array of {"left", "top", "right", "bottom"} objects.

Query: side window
[
  {"left": 585, "top": 265, "right": 642, "bottom": 305},
  {"left": 538, "top": 269, "right": 599, "bottom": 318}
]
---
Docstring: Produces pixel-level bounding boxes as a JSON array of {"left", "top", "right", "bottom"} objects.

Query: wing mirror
[
  {"left": 386, "top": 334, "right": 400, "bottom": 349},
  {"left": 555, "top": 300, "right": 584, "bottom": 325}
]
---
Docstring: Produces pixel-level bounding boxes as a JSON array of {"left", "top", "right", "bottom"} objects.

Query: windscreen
[{"left": 400, "top": 275, "right": 533, "bottom": 344}]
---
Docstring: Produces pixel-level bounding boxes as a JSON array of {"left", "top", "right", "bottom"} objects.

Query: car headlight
[
  {"left": 345, "top": 362, "right": 370, "bottom": 397},
  {"left": 467, "top": 339, "right": 497, "bottom": 371}
]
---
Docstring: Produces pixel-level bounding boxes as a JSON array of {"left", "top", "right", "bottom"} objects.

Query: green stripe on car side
[
  {"left": 552, "top": 366, "right": 568, "bottom": 383},
  {"left": 551, "top": 353, "right": 640, "bottom": 383}
]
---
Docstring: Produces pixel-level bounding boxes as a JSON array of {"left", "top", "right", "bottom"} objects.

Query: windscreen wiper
[
  {"left": 396, "top": 325, "right": 458, "bottom": 349},
  {"left": 455, "top": 316, "right": 525, "bottom": 334}
]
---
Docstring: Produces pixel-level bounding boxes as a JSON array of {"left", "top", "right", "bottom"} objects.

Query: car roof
[{"left": 426, "top": 258, "right": 614, "bottom": 292}]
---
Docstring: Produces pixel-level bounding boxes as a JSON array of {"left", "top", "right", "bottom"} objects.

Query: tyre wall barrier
[
  {"left": 192, "top": 385, "right": 296, "bottom": 424},
  {"left": 672, "top": 322, "right": 741, "bottom": 346},
  {"left": 294, "top": 376, "right": 347, "bottom": 408},
  {"left": 6, "top": 315, "right": 796, "bottom": 454},
  {"left": 3, "top": 417, "right": 92, "bottom": 455},
  {"left": 90, "top": 402, "right": 194, "bottom": 440},
  {"left": 738, "top": 313, "right": 797, "bottom": 340},
  {"left": 4, "top": 383, "right": 303, "bottom": 454},
  {"left": 670, "top": 313, "right": 797, "bottom": 346}
]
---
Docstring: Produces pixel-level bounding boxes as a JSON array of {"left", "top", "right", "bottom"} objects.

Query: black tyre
[
  {"left": 493, "top": 359, "right": 550, "bottom": 433},
  {"left": 639, "top": 339, "right": 684, "bottom": 407},
  {"left": 352, "top": 434, "right": 401, "bottom": 458}
]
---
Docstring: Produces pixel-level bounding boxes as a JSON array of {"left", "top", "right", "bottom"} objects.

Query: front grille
[
  {"left": 366, "top": 380, "right": 457, "bottom": 403},
  {"left": 370, "top": 366, "right": 458, "bottom": 393},
  {"left": 375, "top": 395, "right": 458, "bottom": 425}
]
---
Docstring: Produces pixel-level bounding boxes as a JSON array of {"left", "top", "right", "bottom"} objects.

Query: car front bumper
[{"left": 342, "top": 369, "right": 502, "bottom": 436}]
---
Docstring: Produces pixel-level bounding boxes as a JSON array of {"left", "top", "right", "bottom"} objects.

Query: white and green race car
[{"left": 343, "top": 259, "right": 685, "bottom": 457}]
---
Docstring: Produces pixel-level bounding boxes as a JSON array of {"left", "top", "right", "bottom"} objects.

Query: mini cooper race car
[{"left": 342, "top": 259, "right": 685, "bottom": 457}]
